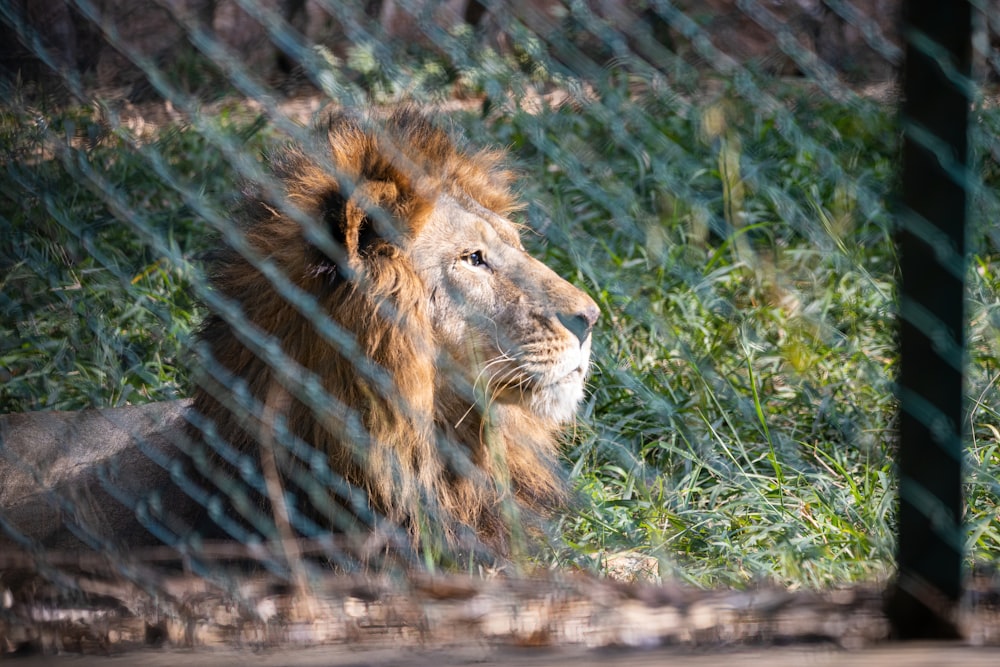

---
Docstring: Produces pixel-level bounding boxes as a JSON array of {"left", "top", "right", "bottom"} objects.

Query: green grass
[
  {"left": 0, "top": 104, "right": 270, "bottom": 410},
  {"left": 461, "top": 90, "right": 901, "bottom": 586},
  {"left": 462, "top": 85, "right": 1000, "bottom": 586},
  {"left": 2, "top": 79, "right": 999, "bottom": 588}
]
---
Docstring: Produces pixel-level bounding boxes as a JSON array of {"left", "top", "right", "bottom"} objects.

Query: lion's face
[{"left": 408, "top": 195, "right": 599, "bottom": 424}]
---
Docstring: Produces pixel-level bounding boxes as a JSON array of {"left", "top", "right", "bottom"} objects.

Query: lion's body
[{"left": 190, "top": 109, "right": 598, "bottom": 552}]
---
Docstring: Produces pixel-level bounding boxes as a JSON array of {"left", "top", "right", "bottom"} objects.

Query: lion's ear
[{"left": 322, "top": 180, "right": 418, "bottom": 272}]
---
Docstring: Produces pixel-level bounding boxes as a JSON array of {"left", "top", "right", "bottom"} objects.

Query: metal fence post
[{"left": 887, "top": 0, "right": 972, "bottom": 640}]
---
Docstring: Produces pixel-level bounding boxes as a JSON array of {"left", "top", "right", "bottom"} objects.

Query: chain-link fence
[{"left": 1, "top": 0, "right": 999, "bottom": 655}]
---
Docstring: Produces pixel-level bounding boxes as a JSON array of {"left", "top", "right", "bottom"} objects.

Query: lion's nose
[{"left": 557, "top": 302, "right": 599, "bottom": 346}]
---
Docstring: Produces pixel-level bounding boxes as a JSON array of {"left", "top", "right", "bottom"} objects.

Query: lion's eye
[{"left": 464, "top": 250, "right": 487, "bottom": 268}]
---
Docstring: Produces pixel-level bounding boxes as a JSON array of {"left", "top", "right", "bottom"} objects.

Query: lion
[
  {"left": 0, "top": 109, "right": 598, "bottom": 558},
  {"left": 187, "top": 108, "right": 599, "bottom": 554}
]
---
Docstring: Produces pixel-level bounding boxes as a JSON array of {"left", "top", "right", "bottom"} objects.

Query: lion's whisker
[
  {"left": 455, "top": 354, "right": 511, "bottom": 429},
  {"left": 454, "top": 401, "right": 478, "bottom": 429}
]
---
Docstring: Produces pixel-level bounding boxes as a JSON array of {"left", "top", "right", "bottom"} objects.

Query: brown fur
[{"left": 189, "top": 108, "right": 597, "bottom": 554}]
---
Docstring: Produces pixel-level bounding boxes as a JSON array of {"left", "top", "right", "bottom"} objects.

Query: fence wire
[{"left": 1, "top": 0, "right": 1000, "bottom": 652}]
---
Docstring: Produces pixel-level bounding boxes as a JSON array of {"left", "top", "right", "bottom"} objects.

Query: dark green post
[{"left": 887, "top": 0, "right": 972, "bottom": 639}]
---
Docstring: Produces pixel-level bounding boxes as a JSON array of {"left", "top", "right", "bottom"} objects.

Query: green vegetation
[
  {"left": 491, "top": 92, "right": 902, "bottom": 586},
  {"left": 2, "top": 78, "right": 999, "bottom": 588},
  {"left": 489, "top": 88, "right": 1000, "bottom": 587},
  {"left": 1, "top": 105, "right": 272, "bottom": 410}
]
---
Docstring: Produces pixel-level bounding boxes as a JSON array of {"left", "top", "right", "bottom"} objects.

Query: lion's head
[{"left": 191, "top": 108, "right": 598, "bottom": 554}]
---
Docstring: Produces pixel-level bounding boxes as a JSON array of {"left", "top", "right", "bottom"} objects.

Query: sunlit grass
[{"left": 474, "top": 88, "right": 1000, "bottom": 586}]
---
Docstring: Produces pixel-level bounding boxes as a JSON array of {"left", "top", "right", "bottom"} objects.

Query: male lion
[
  {"left": 0, "top": 109, "right": 597, "bottom": 558},
  {"left": 188, "top": 108, "right": 599, "bottom": 554}
]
